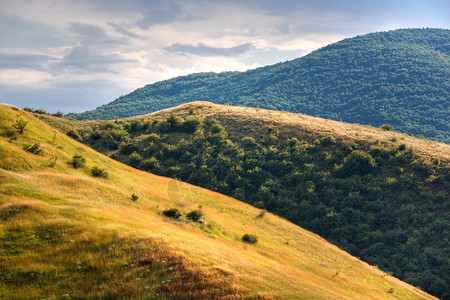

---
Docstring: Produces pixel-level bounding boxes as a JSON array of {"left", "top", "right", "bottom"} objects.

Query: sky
[{"left": 0, "top": 0, "right": 449, "bottom": 113}]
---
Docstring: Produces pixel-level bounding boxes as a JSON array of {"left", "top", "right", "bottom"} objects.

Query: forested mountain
[
  {"left": 42, "top": 102, "right": 449, "bottom": 299},
  {"left": 69, "top": 28, "right": 450, "bottom": 143}
]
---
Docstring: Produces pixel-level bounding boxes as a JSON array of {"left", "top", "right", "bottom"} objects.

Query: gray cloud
[
  {"left": 108, "top": 22, "right": 144, "bottom": 39},
  {"left": 60, "top": 46, "right": 136, "bottom": 72},
  {"left": 67, "top": 22, "right": 130, "bottom": 46},
  {"left": 134, "top": 1, "right": 196, "bottom": 30},
  {"left": 0, "top": 53, "right": 57, "bottom": 70},
  {"left": 165, "top": 43, "right": 253, "bottom": 57}
]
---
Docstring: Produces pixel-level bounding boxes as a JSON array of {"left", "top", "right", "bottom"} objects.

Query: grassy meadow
[{"left": 0, "top": 103, "right": 437, "bottom": 299}]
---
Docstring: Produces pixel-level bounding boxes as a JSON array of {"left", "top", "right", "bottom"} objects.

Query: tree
[
  {"left": 13, "top": 117, "right": 28, "bottom": 134},
  {"left": 338, "top": 150, "right": 376, "bottom": 177}
]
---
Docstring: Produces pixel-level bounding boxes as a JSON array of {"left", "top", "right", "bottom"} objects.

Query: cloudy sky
[{"left": 1, "top": 0, "right": 449, "bottom": 113}]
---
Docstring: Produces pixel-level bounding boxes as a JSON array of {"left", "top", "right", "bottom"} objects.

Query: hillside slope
[
  {"left": 42, "top": 102, "right": 450, "bottom": 298},
  {"left": 0, "top": 104, "right": 438, "bottom": 299},
  {"left": 69, "top": 28, "right": 450, "bottom": 143}
]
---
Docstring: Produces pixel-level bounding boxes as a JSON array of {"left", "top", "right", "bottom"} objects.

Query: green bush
[
  {"left": 338, "top": 150, "right": 376, "bottom": 177},
  {"left": 129, "top": 151, "right": 142, "bottom": 168},
  {"left": 381, "top": 124, "right": 393, "bottom": 131},
  {"left": 70, "top": 155, "right": 86, "bottom": 169},
  {"left": 91, "top": 166, "right": 108, "bottom": 178},
  {"left": 67, "top": 129, "right": 83, "bottom": 141},
  {"left": 162, "top": 208, "right": 182, "bottom": 219},
  {"left": 186, "top": 209, "right": 203, "bottom": 222},
  {"left": 321, "top": 135, "right": 336, "bottom": 146},
  {"left": 23, "top": 143, "right": 43, "bottom": 155},
  {"left": 242, "top": 233, "right": 258, "bottom": 244},
  {"left": 13, "top": 118, "right": 28, "bottom": 134}
]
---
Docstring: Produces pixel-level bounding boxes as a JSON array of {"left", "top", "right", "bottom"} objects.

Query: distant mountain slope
[
  {"left": 44, "top": 102, "right": 449, "bottom": 299},
  {"left": 69, "top": 28, "right": 450, "bottom": 143},
  {"left": 1, "top": 104, "right": 438, "bottom": 299}
]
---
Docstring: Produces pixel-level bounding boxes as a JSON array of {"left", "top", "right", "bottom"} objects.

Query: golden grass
[{"left": 0, "top": 104, "right": 437, "bottom": 299}]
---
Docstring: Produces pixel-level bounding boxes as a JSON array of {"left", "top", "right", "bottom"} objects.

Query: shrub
[
  {"left": 321, "top": 135, "right": 336, "bottom": 146},
  {"left": 139, "top": 157, "right": 160, "bottom": 171},
  {"left": 67, "top": 129, "right": 83, "bottom": 141},
  {"left": 186, "top": 210, "right": 203, "bottom": 222},
  {"left": 52, "top": 111, "right": 64, "bottom": 117},
  {"left": 162, "top": 208, "right": 182, "bottom": 219},
  {"left": 13, "top": 118, "right": 28, "bottom": 134},
  {"left": 91, "top": 166, "right": 108, "bottom": 178},
  {"left": 70, "top": 155, "right": 86, "bottom": 168},
  {"left": 381, "top": 124, "right": 393, "bottom": 131},
  {"left": 338, "top": 150, "right": 376, "bottom": 177},
  {"left": 256, "top": 210, "right": 266, "bottom": 219},
  {"left": 23, "top": 143, "right": 43, "bottom": 155},
  {"left": 181, "top": 117, "right": 202, "bottom": 133},
  {"left": 118, "top": 142, "right": 137, "bottom": 155},
  {"left": 242, "top": 234, "right": 258, "bottom": 244},
  {"left": 131, "top": 193, "right": 139, "bottom": 201},
  {"left": 129, "top": 151, "right": 142, "bottom": 168}
]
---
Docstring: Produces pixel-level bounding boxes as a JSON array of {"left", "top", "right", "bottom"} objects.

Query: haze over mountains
[{"left": 69, "top": 28, "right": 450, "bottom": 143}]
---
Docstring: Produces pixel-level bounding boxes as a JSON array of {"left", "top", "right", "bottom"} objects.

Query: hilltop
[
  {"left": 68, "top": 28, "right": 450, "bottom": 143},
  {"left": 40, "top": 102, "right": 449, "bottom": 298},
  {"left": 1, "top": 104, "right": 439, "bottom": 299}
]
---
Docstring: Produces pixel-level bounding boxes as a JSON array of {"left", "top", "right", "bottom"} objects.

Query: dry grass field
[{"left": 0, "top": 104, "right": 438, "bottom": 299}]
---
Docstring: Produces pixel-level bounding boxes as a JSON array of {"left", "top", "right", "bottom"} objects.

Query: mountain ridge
[{"left": 68, "top": 28, "right": 450, "bottom": 143}]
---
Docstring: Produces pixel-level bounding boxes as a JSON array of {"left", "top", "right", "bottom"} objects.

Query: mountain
[
  {"left": 68, "top": 28, "right": 450, "bottom": 143},
  {"left": 42, "top": 102, "right": 450, "bottom": 299},
  {"left": 1, "top": 104, "right": 439, "bottom": 299}
]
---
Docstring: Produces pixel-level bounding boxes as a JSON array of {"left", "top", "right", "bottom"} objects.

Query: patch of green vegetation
[{"left": 0, "top": 183, "right": 62, "bottom": 203}]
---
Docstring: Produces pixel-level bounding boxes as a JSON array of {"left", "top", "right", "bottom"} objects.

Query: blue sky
[{"left": 0, "top": 0, "right": 449, "bottom": 113}]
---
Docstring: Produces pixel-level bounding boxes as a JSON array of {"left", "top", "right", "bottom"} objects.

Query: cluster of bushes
[
  {"left": 162, "top": 208, "right": 204, "bottom": 223},
  {"left": 72, "top": 113, "right": 449, "bottom": 298},
  {"left": 68, "top": 154, "right": 108, "bottom": 179},
  {"left": 24, "top": 107, "right": 64, "bottom": 117}
]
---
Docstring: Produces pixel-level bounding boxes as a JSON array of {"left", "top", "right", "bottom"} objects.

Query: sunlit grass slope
[{"left": 0, "top": 103, "right": 436, "bottom": 299}]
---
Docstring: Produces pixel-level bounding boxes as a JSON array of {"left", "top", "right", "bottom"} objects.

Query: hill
[
  {"left": 68, "top": 28, "right": 450, "bottom": 143},
  {"left": 0, "top": 104, "right": 439, "bottom": 299},
  {"left": 41, "top": 102, "right": 449, "bottom": 298}
]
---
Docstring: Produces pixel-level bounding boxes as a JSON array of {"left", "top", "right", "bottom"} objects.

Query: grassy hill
[
  {"left": 40, "top": 102, "right": 449, "bottom": 299},
  {"left": 0, "top": 104, "right": 439, "bottom": 299},
  {"left": 68, "top": 28, "right": 450, "bottom": 143}
]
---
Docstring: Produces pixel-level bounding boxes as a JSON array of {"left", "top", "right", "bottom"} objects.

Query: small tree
[
  {"left": 131, "top": 193, "right": 139, "bottom": 201},
  {"left": 23, "top": 143, "right": 43, "bottom": 155},
  {"left": 186, "top": 209, "right": 203, "bottom": 222},
  {"left": 242, "top": 233, "right": 258, "bottom": 244},
  {"left": 381, "top": 124, "right": 393, "bottom": 131},
  {"left": 163, "top": 208, "right": 181, "bottom": 219},
  {"left": 13, "top": 117, "right": 28, "bottom": 134},
  {"left": 91, "top": 166, "right": 108, "bottom": 178},
  {"left": 70, "top": 155, "right": 86, "bottom": 168}
]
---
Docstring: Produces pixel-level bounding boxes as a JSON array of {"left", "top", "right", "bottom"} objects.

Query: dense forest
[
  {"left": 51, "top": 108, "right": 449, "bottom": 299},
  {"left": 69, "top": 28, "right": 450, "bottom": 143}
]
